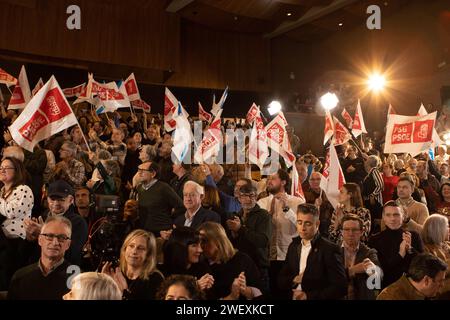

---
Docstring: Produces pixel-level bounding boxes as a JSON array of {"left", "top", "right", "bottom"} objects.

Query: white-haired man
[
  {"left": 8, "top": 216, "right": 73, "bottom": 300},
  {"left": 173, "top": 181, "right": 221, "bottom": 229}
]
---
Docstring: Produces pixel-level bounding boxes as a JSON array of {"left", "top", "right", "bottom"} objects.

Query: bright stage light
[
  {"left": 268, "top": 101, "right": 282, "bottom": 115},
  {"left": 320, "top": 92, "right": 339, "bottom": 110},
  {"left": 367, "top": 73, "right": 386, "bottom": 91}
]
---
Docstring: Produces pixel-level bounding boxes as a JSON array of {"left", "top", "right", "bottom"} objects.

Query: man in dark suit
[
  {"left": 278, "top": 203, "right": 347, "bottom": 300},
  {"left": 173, "top": 181, "right": 220, "bottom": 229},
  {"left": 341, "top": 214, "right": 381, "bottom": 300}
]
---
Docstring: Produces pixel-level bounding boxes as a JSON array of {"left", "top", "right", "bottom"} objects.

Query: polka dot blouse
[{"left": 0, "top": 185, "right": 34, "bottom": 239}]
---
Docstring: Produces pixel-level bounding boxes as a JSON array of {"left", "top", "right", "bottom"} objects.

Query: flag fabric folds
[
  {"left": 320, "top": 143, "right": 346, "bottom": 209},
  {"left": 9, "top": 76, "right": 78, "bottom": 152},
  {"left": 8, "top": 65, "right": 31, "bottom": 110}
]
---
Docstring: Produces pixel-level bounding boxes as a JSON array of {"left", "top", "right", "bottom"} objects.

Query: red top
[{"left": 382, "top": 174, "right": 399, "bottom": 202}]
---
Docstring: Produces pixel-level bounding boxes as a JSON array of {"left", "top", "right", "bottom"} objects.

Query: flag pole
[
  {"left": 349, "top": 138, "right": 364, "bottom": 155},
  {"left": 69, "top": 104, "right": 91, "bottom": 153}
]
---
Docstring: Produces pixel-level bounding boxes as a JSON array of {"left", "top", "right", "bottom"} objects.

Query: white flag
[
  {"left": 323, "top": 110, "right": 334, "bottom": 145},
  {"left": 384, "top": 112, "right": 437, "bottom": 156},
  {"left": 164, "top": 87, "right": 178, "bottom": 132},
  {"left": 249, "top": 108, "right": 269, "bottom": 169},
  {"left": 351, "top": 99, "right": 367, "bottom": 137},
  {"left": 291, "top": 164, "right": 305, "bottom": 201},
  {"left": 8, "top": 65, "right": 32, "bottom": 110},
  {"left": 332, "top": 116, "right": 352, "bottom": 146},
  {"left": 266, "top": 111, "right": 296, "bottom": 167},
  {"left": 9, "top": 76, "right": 77, "bottom": 152},
  {"left": 124, "top": 73, "right": 141, "bottom": 102},
  {"left": 417, "top": 104, "right": 443, "bottom": 147},
  {"left": 172, "top": 102, "right": 193, "bottom": 163},
  {"left": 211, "top": 86, "right": 228, "bottom": 116},
  {"left": 32, "top": 78, "right": 44, "bottom": 96},
  {"left": 320, "top": 143, "right": 346, "bottom": 209},
  {"left": 194, "top": 109, "right": 223, "bottom": 164}
]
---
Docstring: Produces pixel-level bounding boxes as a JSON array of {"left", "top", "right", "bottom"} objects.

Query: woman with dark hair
[
  {"left": 328, "top": 183, "right": 371, "bottom": 244},
  {"left": 157, "top": 275, "right": 205, "bottom": 300},
  {"left": 0, "top": 157, "right": 34, "bottom": 290},
  {"left": 162, "top": 227, "right": 214, "bottom": 291},
  {"left": 436, "top": 182, "right": 450, "bottom": 215}
]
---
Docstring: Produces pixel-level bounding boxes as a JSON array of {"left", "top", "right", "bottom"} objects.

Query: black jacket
[
  {"left": 229, "top": 204, "right": 272, "bottom": 269},
  {"left": 342, "top": 243, "right": 381, "bottom": 300},
  {"left": 278, "top": 233, "right": 347, "bottom": 300},
  {"left": 173, "top": 207, "right": 221, "bottom": 230}
]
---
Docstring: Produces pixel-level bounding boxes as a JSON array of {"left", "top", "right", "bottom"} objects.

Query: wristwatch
[{"left": 282, "top": 206, "right": 290, "bottom": 212}]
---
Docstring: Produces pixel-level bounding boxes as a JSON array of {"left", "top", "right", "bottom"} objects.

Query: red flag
[
  {"left": 332, "top": 116, "right": 352, "bottom": 145},
  {"left": 351, "top": 99, "right": 367, "bottom": 137},
  {"left": 341, "top": 108, "right": 353, "bottom": 128},
  {"left": 0, "top": 68, "right": 17, "bottom": 86},
  {"left": 246, "top": 103, "right": 259, "bottom": 125},
  {"left": 323, "top": 110, "right": 334, "bottom": 145},
  {"left": 132, "top": 99, "right": 151, "bottom": 113},
  {"left": 198, "top": 102, "right": 212, "bottom": 123},
  {"left": 124, "top": 73, "right": 141, "bottom": 102},
  {"left": 32, "top": 78, "right": 44, "bottom": 96},
  {"left": 291, "top": 164, "right": 305, "bottom": 201},
  {"left": 8, "top": 65, "right": 31, "bottom": 110},
  {"left": 63, "top": 83, "right": 86, "bottom": 98},
  {"left": 9, "top": 76, "right": 78, "bottom": 152},
  {"left": 320, "top": 143, "right": 346, "bottom": 208}
]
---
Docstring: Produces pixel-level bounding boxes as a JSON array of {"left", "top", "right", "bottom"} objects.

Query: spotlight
[
  {"left": 268, "top": 101, "right": 282, "bottom": 115},
  {"left": 287, "top": 12, "right": 292, "bottom": 17},
  {"left": 338, "top": 22, "right": 343, "bottom": 26},
  {"left": 320, "top": 92, "right": 339, "bottom": 110},
  {"left": 368, "top": 73, "right": 386, "bottom": 91}
]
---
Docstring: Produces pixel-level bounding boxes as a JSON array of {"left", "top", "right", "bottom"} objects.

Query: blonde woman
[
  {"left": 102, "top": 229, "right": 164, "bottom": 300},
  {"left": 64, "top": 272, "right": 121, "bottom": 300},
  {"left": 198, "top": 222, "right": 262, "bottom": 300}
]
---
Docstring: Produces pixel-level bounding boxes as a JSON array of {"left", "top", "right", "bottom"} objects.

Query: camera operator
[{"left": 23, "top": 180, "right": 88, "bottom": 267}]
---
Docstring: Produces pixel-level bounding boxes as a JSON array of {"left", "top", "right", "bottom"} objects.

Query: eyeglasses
[
  {"left": 0, "top": 166, "right": 15, "bottom": 172},
  {"left": 40, "top": 233, "right": 71, "bottom": 242},
  {"left": 239, "top": 193, "right": 256, "bottom": 199},
  {"left": 137, "top": 168, "right": 152, "bottom": 173}
]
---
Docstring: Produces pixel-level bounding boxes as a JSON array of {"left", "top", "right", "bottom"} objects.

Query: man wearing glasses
[
  {"left": 8, "top": 216, "right": 73, "bottom": 300},
  {"left": 136, "top": 161, "right": 183, "bottom": 236},
  {"left": 227, "top": 182, "right": 271, "bottom": 295},
  {"left": 24, "top": 180, "right": 88, "bottom": 266}
]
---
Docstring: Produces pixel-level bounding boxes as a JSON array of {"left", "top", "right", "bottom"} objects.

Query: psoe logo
[{"left": 66, "top": 5, "right": 81, "bottom": 30}]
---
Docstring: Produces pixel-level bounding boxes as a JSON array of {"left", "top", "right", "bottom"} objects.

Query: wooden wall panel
[
  {"left": 167, "top": 21, "right": 271, "bottom": 91},
  {"left": 0, "top": 0, "right": 180, "bottom": 71}
]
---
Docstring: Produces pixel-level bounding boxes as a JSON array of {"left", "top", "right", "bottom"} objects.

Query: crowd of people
[{"left": 0, "top": 101, "right": 448, "bottom": 301}]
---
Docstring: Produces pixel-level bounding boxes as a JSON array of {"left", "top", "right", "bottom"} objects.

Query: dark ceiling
[{"left": 172, "top": 0, "right": 412, "bottom": 41}]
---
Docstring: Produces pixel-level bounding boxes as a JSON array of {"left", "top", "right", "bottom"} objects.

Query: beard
[{"left": 267, "top": 185, "right": 282, "bottom": 194}]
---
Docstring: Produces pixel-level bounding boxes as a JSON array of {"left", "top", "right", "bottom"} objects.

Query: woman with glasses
[
  {"left": 198, "top": 222, "right": 263, "bottom": 300},
  {"left": 102, "top": 229, "right": 164, "bottom": 299},
  {"left": 0, "top": 157, "right": 34, "bottom": 290},
  {"left": 328, "top": 183, "right": 371, "bottom": 244}
]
